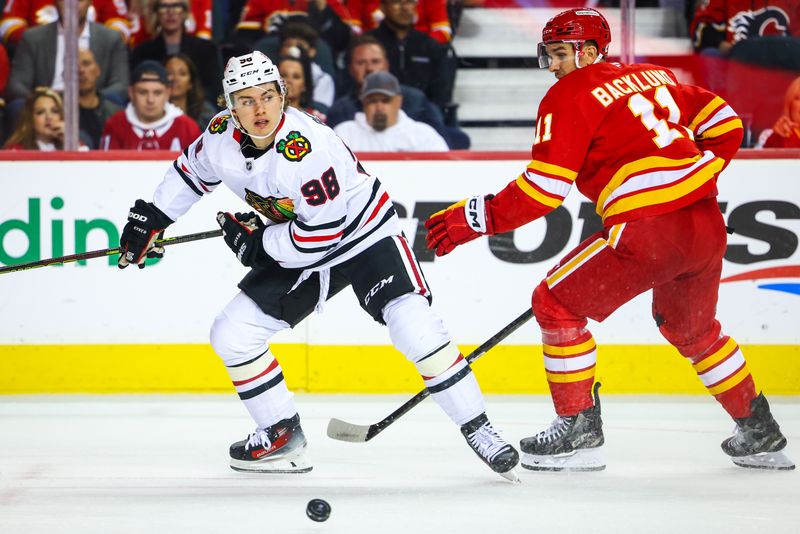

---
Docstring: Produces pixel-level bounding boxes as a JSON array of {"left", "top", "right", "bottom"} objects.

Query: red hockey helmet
[{"left": 538, "top": 8, "right": 612, "bottom": 68}]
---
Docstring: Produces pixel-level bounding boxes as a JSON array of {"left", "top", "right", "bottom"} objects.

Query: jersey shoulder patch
[
  {"left": 208, "top": 113, "right": 231, "bottom": 134},
  {"left": 276, "top": 130, "right": 312, "bottom": 162}
]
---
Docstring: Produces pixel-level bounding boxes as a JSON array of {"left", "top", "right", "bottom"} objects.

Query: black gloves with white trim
[
  {"left": 216, "top": 211, "right": 275, "bottom": 268},
  {"left": 118, "top": 199, "right": 173, "bottom": 269}
]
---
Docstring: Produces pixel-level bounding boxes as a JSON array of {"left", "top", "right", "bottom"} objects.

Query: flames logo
[{"left": 729, "top": 7, "right": 790, "bottom": 43}]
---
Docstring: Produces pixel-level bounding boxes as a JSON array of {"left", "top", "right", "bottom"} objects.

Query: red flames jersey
[
  {"left": 236, "top": 0, "right": 352, "bottom": 33},
  {"left": 690, "top": 0, "right": 800, "bottom": 47},
  {"left": 344, "top": 0, "right": 452, "bottom": 42},
  {"left": 0, "top": 0, "right": 129, "bottom": 45},
  {"left": 486, "top": 62, "right": 744, "bottom": 232}
]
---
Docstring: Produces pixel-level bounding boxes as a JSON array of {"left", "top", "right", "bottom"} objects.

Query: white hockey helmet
[{"left": 222, "top": 51, "right": 286, "bottom": 118}]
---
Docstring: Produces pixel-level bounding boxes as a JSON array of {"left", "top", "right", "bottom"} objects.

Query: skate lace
[
  {"left": 245, "top": 429, "right": 272, "bottom": 451},
  {"left": 536, "top": 416, "right": 572, "bottom": 444},
  {"left": 728, "top": 424, "right": 747, "bottom": 446},
  {"left": 467, "top": 422, "right": 508, "bottom": 461}
]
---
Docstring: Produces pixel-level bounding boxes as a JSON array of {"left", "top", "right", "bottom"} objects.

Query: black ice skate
[
  {"left": 460, "top": 413, "right": 521, "bottom": 482},
  {"left": 520, "top": 382, "right": 605, "bottom": 472},
  {"left": 721, "top": 393, "right": 795, "bottom": 470},
  {"left": 229, "top": 413, "right": 312, "bottom": 473}
]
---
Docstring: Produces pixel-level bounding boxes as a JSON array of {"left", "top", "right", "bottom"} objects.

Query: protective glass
[{"left": 537, "top": 42, "right": 550, "bottom": 68}]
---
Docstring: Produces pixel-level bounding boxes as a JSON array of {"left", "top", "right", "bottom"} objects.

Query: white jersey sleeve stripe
[{"left": 172, "top": 160, "right": 204, "bottom": 196}]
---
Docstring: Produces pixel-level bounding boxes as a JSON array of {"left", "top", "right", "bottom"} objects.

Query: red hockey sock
[
  {"left": 543, "top": 330, "right": 596, "bottom": 416},
  {"left": 690, "top": 336, "right": 756, "bottom": 419}
]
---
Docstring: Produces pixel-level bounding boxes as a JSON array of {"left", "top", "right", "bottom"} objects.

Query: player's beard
[{"left": 371, "top": 112, "right": 388, "bottom": 132}]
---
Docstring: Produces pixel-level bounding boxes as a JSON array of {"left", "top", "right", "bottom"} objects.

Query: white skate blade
[
  {"left": 521, "top": 447, "right": 606, "bottom": 472},
  {"left": 499, "top": 469, "right": 522, "bottom": 484},
  {"left": 731, "top": 450, "right": 796, "bottom": 471},
  {"left": 230, "top": 446, "right": 313, "bottom": 474}
]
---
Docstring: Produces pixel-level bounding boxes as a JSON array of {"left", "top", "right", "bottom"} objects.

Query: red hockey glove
[
  {"left": 216, "top": 211, "right": 275, "bottom": 268},
  {"left": 424, "top": 195, "right": 494, "bottom": 257}
]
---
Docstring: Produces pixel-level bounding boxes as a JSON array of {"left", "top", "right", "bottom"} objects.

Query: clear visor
[
  {"left": 537, "top": 42, "right": 550, "bottom": 68},
  {"left": 538, "top": 41, "right": 593, "bottom": 69}
]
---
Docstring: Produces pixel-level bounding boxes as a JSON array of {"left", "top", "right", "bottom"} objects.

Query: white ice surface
[{"left": 1, "top": 394, "right": 798, "bottom": 534}]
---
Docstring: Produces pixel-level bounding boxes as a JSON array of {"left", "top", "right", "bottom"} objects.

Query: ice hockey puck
[{"left": 306, "top": 499, "right": 331, "bottom": 522}]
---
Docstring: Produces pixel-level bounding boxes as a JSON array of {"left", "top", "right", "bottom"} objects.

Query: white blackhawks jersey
[{"left": 152, "top": 107, "right": 402, "bottom": 271}]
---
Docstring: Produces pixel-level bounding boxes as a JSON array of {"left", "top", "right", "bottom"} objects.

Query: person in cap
[
  {"left": 100, "top": 59, "right": 201, "bottom": 150},
  {"left": 333, "top": 71, "right": 448, "bottom": 152},
  {"left": 114, "top": 51, "right": 520, "bottom": 479}
]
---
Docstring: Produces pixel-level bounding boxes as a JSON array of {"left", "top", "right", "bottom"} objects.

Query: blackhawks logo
[
  {"left": 244, "top": 188, "right": 296, "bottom": 224},
  {"left": 208, "top": 114, "right": 230, "bottom": 134},
  {"left": 276, "top": 131, "right": 311, "bottom": 162}
]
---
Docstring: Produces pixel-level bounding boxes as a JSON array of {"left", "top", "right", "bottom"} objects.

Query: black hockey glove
[
  {"left": 216, "top": 211, "right": 275, "bottom": 268},
  {"left": 118, "top": 200, "right": 173, "bottom": 269}
]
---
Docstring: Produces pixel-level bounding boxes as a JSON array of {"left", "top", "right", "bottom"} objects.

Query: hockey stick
[
  {"left": 0, "top": 229, "right": 223, "bottom": 275},
  {"left": 327, "top": 308, "right": 534, "bottom": 443}
]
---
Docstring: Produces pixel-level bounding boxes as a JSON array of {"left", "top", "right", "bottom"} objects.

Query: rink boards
[{"left": 1, "top": 151, "right": 799, "bottom": 393}]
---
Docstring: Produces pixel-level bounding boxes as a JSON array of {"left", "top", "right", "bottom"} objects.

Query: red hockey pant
[{"left": 531, "top": 197, "right": 756, "bottom": 418}]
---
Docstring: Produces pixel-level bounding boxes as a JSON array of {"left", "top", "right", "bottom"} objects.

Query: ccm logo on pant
[{"left": 365, "top": 275, "right": 394, "bottom": 306}]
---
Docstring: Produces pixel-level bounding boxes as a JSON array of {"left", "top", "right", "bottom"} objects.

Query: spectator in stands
[
  {"left": 0, "top": 41, "right": 7, "bottom": 94},
  {"left": 100, "top": 60, "right": 200, "bottom": 150},
  {"left": 3, "top": 86, "right": 65, "bottom": 150},
  {"left": 272, "top": 20, "right": 335, "bottom": 107},
  {"left": 328, "top": 35, "right": 468, "bottom": 148},
  {"left": 0, "top": 41, "right": 8, "bottom": 143},
  {"left": 6, "top": 0, "right": 129, "bottom": 103},
  {"left": 0, "top": 0, "right": 130, "bottom": 50},
  {"left": 367, "top": 0, "right": 455, "bottom": 114},
  {"left": 128, "top": 0, "right": 213, "bottom": 47},
  {"left": 234, "top": 0, "right": 352, "bottom": 57},
  {"left": 757, "top": 76, "right": 800, "bottom": 148},
  {"left": 130, "top": 0, "right": 222, "bottom": 104},
  {"left": 334, "top": 71, "right": 447, "bottom": 151},
  {"left": 165, "top": 53, "right": 218, "bottom": 131},
  {"left": 348, "top": 0, "right": 452, "bottom": 43},
  {"left": 277, "top": 51, "right": 327, "bottom": 122},
  {"left": 78, "top": 48, "right": 122, "bottom": 149}
]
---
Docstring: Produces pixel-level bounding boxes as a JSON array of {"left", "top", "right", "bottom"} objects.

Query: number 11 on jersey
[{"left": 533, "top": 113, "right": 553, "bottom": 145}]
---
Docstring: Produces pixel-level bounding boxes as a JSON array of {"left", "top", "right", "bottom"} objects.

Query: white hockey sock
[
  {"left": 383, "top": 294, "right": 486, "bottom": 426},
  {"left": 420, "top": 345, "right": 486, "bottom": 426},
  {"left": 425, "top": 358, "right": 486, "bottom": 426},
  {"left": 225, "top": 349, "right": 297, "bottom": 429}
]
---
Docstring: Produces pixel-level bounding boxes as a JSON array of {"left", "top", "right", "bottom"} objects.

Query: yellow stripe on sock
[{"left": 546, "top": 367, "right": 596, "bottom": 384}]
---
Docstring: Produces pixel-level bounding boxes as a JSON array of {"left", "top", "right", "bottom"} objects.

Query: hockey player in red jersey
[
  {"left": 116, "top": 50, "right": 520, "bottom": 480},
  {"left": 426, "top": 8, "right": 794, "bottom": 472}
]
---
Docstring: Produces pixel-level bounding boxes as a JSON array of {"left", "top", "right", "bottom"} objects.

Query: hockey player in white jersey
[{"left": 117, "top": 51, "right": 520, "bottom": 480}]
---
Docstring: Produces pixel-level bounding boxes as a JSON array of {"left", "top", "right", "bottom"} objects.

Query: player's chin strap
[{"left": 576, "top": 50, "right": 604, "bottom": 69}]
